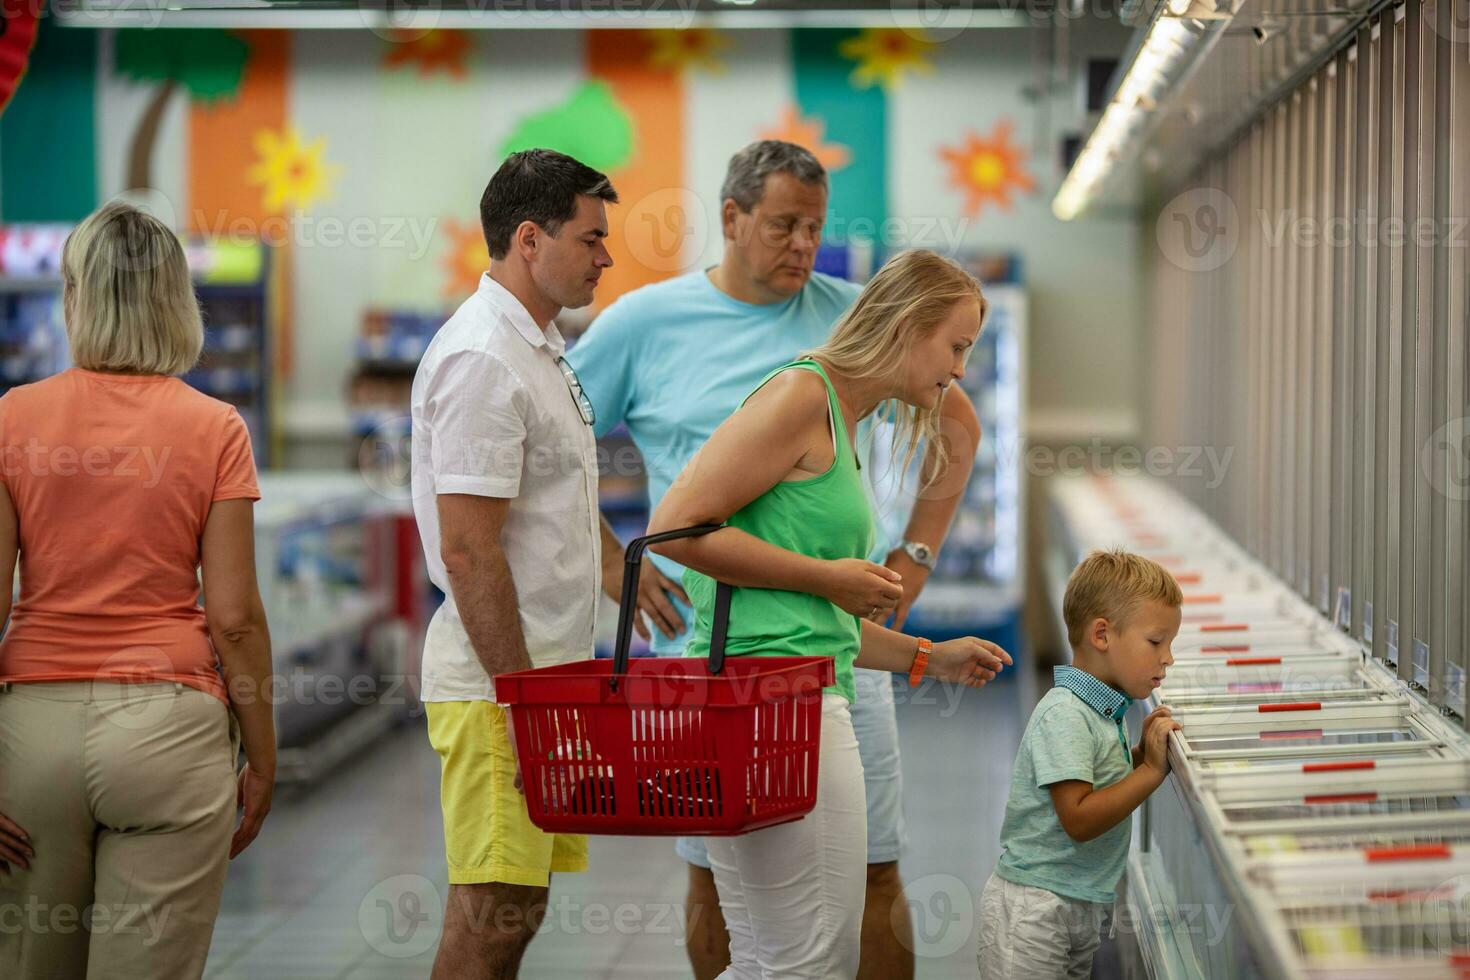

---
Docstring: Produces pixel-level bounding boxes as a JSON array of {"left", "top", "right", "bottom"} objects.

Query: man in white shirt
[{"left": 410, "top": 149, "right": 618, "bottom": 980}]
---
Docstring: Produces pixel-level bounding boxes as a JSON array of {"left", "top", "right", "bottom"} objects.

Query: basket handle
[{"left": 613, "top": 524, "right": 732, "bottom": 691}]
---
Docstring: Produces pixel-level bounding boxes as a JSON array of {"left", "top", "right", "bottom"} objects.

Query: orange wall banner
[
  {"left": 188, "top": 31, "right": 293, "bottom": 385},
  {"left": 585, "top": 30, "right": 688, "bottom": 308},
  {"left": 188, "top": 30, "right": 289, "bottom": 233}
]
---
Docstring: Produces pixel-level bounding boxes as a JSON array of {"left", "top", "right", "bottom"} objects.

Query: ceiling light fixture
[{"left": 1052, "top": 0, "right": 1239, "bottom": 221}]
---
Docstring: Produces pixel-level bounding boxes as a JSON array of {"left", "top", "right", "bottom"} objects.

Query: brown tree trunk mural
[{"left": 126, "top": 79, "right": 177, "bottom": 191}]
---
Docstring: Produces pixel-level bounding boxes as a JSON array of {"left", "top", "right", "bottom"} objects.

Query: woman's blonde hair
[
  {"left": 807, "top": 248, "right": 986, "bottom": 488},
  {"left": 61, "top": 201, "right": 203, "bottom": 375},
  {"left": 1062, "top": 549, "right": 1183, "bottom": 650}
]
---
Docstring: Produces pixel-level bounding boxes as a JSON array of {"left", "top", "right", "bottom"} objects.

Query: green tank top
[{"left": 682, "top": 359, "right": 876, "bottom": 702}]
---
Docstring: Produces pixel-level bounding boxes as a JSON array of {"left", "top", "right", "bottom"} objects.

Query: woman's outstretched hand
[
  {"left": 823, "top": 559, "right": 903, "bottom": 618},
  {"left": 927, "top": 637, "right": 1013, "bottom": 688}
]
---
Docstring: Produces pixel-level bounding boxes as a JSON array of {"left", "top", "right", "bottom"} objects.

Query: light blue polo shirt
[
  {"left": 568, "top": 268, "right": 886, "bottom": 654},
  {"left": 995, "top": 666, "right": 1137, "bottom": 904}
]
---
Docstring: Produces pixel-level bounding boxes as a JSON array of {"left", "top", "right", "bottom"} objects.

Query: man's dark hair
[{"left": 480, "top": 149, "right": 619, "bottom": 260}]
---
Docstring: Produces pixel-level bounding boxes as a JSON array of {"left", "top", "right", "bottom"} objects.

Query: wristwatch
[{"left": 902, "top": 540, "right": 937, "bottom": 570}]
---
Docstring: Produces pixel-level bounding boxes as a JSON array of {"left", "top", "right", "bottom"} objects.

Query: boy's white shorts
[{"left": 977, "top": 871, "right": 1111, "bottom": 979}]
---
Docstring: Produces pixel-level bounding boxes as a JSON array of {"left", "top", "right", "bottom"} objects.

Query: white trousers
[{"left": 707, "top": 693, "right": 868, "bottom": 980}]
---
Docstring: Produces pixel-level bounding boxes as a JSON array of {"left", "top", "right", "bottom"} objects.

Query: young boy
[{"left": 978, "top": 549, "right": 1184, "bottom": 979}]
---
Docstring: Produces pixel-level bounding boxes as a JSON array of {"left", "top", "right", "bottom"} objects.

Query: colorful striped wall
[
  {"left": 1, "top": 25, "right": 1050, "bottom": 407},
  {"left": 1, "top": 22, "right": 96, "bottom": 221}
]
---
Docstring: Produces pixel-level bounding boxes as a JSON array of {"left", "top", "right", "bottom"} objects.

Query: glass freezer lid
[
  {"left": 1187, "top": 725, "right": 1424, "bottom": 752},
  {"left": 1245, "top": 827, "right": 1470, "bottom": 855},
  {"left": 1197, "top": 741, "right": 1444, "bottom": 770},
  {"left": 1159, "top": 661, "right": 1365, "bottom": 696},
  {"left": 1223, "top": 793, "right": 1470, "bottom": 824},
  {"left": 1170, "top": 641, "right": 1338, "bottom": 658},
  {"left": 1164, "top": 686, "right": 1382, "bottom": 707},
  {"left": 1284, "top": 900, "right": 1470, "bottom": 961}
]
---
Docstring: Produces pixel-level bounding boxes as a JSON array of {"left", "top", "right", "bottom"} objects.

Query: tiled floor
[{"left": 203, "top": 671, "right": 1032, "bottom": 979}]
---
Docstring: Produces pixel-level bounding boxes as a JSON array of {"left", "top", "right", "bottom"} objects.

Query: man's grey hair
[{"left": 720, "top": 141, "right": 828, "bottom": 212}]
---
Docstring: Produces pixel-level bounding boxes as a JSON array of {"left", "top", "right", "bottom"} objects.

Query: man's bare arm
[{"left": 437, "top": 493, "right": 532, "bottom": 682}]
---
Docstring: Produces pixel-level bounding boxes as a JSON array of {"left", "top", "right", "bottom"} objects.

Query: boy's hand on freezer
[
  {"left": 1139, "top": 704, "right": 1174, "bottom": 738},
  {"left": 1141, "top": 708, "right": 1182, "bottom": 777},
  {"left": 929, "top": 637, "right": 1013, "bottom": 688},
  {"left": 823, "top": 559, "right": 903, "bottom": 618}
]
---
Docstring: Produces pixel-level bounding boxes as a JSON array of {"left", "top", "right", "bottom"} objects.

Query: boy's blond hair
[{"left": 1062, "top": 548, "right": 1183, "bottom": 650}]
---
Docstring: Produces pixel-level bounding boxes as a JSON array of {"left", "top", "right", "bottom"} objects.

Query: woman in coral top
[{"left": 0, "top": 202, "right": 276, "bottom": 980}]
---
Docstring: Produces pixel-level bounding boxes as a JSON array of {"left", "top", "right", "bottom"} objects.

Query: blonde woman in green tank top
[{"left": 648, "top": 249, "right": 1014, "bottom": 979}]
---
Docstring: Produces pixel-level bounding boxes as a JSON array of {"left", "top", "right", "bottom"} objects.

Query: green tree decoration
[
  {"left": 497, "top": 81, "right": 633, "bottom": 174},
  {"left": 115, "top": 29, "right": 249, "bottom": 191}
]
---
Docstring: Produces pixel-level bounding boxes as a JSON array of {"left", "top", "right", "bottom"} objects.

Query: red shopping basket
[{"left": 494, "top": 524, "right": 833, "bottom": 836}]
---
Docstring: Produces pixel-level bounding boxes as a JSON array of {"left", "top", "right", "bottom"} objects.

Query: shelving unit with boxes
[{"left": 0, "top": 224, "right": 279, "bottom": 465}]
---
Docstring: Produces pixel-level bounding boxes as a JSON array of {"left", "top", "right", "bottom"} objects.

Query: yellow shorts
[{"left": 425, "top": 700, "right": 588, "bottom": 886}]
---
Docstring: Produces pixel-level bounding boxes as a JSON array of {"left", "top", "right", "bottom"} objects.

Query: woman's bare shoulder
[{"left": 741, "top": 366, "right": 829, "bottom": 422}]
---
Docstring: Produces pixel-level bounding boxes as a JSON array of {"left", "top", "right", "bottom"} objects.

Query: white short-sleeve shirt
[{"left": 410, "top": 273, "right": 602, "bottom": 702}]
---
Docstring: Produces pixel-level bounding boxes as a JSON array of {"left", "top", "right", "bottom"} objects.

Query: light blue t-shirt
[
  {"left": 994, "top": 666, "right": 1137, "bottom": 904},
  {"left": 568, "top": 268, "right": 887, "bottom": 653}
]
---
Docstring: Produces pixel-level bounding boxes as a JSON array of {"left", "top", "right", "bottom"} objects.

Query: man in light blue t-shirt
[{"left": 568, "top": 141, "right": 981, "bottom": 980}]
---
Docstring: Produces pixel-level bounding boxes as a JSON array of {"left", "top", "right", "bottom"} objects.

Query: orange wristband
[{"left": 908, "top": 637, "right": 932, "bottom": 687}]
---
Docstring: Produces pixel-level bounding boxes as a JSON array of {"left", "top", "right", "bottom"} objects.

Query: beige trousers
[{"left": 0, "top": 680, "right": 239, "bottom": 979}]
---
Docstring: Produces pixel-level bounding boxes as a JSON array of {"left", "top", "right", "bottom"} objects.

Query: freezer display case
[
  {"left": 253, "top": 473, "right": 413, "bottom": 780},
  {"left": 1049, "top": 472, "right": 1470, "bottom": 979},
  {"left": 870, "top": 253, "right": 1026, "bottom": 660}
]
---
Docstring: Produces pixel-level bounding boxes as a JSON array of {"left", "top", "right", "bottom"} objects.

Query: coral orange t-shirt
[{"left": 0, "top": 368, "right": 261, "bottom": 702}]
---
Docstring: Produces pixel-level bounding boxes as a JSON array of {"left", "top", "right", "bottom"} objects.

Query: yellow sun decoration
[
  {"left": 247, "top": 127, "right": 340, "bottom": 213},
  {"left": 838, "top": 28, "right": 935, "bottom": 89},
  {"left": 645, "top": 29, "right": 728, "bottom": 73}
]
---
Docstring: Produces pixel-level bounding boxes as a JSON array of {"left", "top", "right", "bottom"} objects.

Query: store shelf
[{"left": 0, "top": 228, "right": 278, "bottom": 466}]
